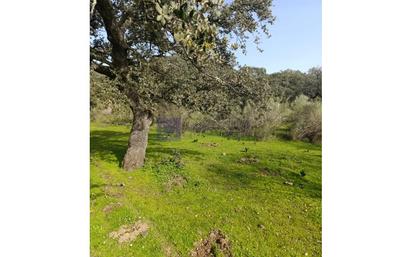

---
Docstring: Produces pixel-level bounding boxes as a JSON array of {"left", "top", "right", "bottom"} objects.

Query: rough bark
[
  {"left": 95, "top": 0, "right": 151, "bottom": 171},
  {"left": 95, "top": 0, "right": 129, "bottom": 70},
  {"left": 122, "top": 109, "right": 152, "bottom": 171}
]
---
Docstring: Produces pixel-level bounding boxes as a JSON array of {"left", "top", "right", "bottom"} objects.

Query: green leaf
[
  {"left": 181, "top": 3, "right": 188, "bottom": 12},
  {"left": 174, "top": 32, "right": 186, "bottom": 42},
  {"left": 155, "top": 2, "right": 163, "bottom": 14},
  {"left": 174, "top": 9, "right": 184, "bottom": 19}
]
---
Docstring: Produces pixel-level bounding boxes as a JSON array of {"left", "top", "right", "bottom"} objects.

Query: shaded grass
[{"left": 90, "top": 123, "right": 321, "bottom": 257}]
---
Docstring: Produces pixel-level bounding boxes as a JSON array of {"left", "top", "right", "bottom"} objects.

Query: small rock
[{"left": 284, "top": 181, "right": 294, "bottom": 186}]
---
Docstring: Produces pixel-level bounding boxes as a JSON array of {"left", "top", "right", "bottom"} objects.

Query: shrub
[
  {"left": 182, "top": 111, "right": 221, "bottom": 133},
  {"left": 90, "top": 72, "right": 132, "bottom": 124},
  {"left": 288, "top": 95, "right": 322, "bottom": 143},
  {"left": 224, "top": 98, "right": 288, "bottom": 139}
]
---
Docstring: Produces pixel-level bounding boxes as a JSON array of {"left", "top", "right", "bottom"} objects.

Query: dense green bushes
[
  {"left": 288, "top": 95, "right": 322, "bottom": 143},
  {"left": 180, "top": 96, "right": 321, "bottom": 142},
  {"left": 90, "top": 67, "right": 321, "bottom": 143},
  {"left": 222, "top": 98, "right": 289, "bottom": 139},
  {"left": 90, "top": 72, "right": 132, "bottom": 124}
]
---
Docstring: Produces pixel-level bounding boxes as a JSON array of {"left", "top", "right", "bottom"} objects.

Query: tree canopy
[
  {"left": 90, "top": 0, "right": 276, "bottom": 170},
  {"left": 90, "top": 0, "right": 275, "bottom": 110},
  {"left": 269, "top": 67, "right": 322, "bottom": 102}
]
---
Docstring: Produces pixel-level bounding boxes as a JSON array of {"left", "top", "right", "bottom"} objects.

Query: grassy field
[{"left": 90, "top": 123, "right": 321, "bottom": 257}]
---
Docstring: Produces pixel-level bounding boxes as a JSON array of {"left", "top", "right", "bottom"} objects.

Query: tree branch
[
  {"left": 96, "top": 0, "right": 129, "bottom": 69},
  {"left": 90, "top": 0, "right": 97, "bottom": 17},
  {"left": 92, "top": 62, "right": 116, "bottom": 80}
]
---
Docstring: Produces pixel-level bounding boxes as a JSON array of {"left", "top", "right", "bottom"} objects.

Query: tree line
[{"left": 91, "top": 64, "right": 322, "bottom": 143}]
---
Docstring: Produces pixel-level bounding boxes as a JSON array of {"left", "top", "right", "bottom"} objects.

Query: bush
[
  {"left": 179, "top": 98, "right": 293, "bottom": 140},
  {"left": 223, "top": 99, "right": 288, "bottom": 139},
  {"left": 288, "top": 95, "right": 322, "bottom": 143},
  {"left": 90, "top": 72, "right": 132, "bottom": 124},
  {"left": 90, "top": 73, "right": 322, "bottom": 145},
  {"left": 182, "top": 111, "right": 221, "bottom": 133}
]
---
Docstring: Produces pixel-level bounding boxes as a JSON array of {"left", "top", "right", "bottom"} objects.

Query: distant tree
[
  {"left": 268, "top": 67, "right": 322, "bottom": 101},
  {"left": 269, "top": 69, "right": 307, "bottom": 101},
  {"left": 306, "top": 67, "right": 322, "bottom": 99},
  {"left": 90, "top": 0, "right": 275, "bottom": 170}
]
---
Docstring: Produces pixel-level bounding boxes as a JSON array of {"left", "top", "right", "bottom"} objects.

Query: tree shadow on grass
[
  {"left": 91, "top": 130, "right": 159, "bottom": 164},
  {"left": 90, "top": 129, "right": 204, "bottom": 166},
  {"left": 205, "top": 161, "right": 321, "bottom": 199},
  {"left": 289, "top": 141, "right": 322, "bottom": 152},
  {"left": 90, "top": 182, "right": 123, "bottom": 189},
  {"left": 90, "top": 183, "right": 109, "bottom": 189},
  {"left": 146, "top": 146, "right": 204, "bottom": 161},
  {"left": 90, "top": 130, "right": 129, "bottom": 165}
]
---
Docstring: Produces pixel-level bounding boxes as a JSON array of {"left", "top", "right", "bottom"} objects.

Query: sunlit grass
[{"left": 90, "top": 123, "right": 321, "bottom": 257}]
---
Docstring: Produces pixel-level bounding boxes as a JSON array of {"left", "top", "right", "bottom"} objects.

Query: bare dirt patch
[
  {"left": 163, "top": 245, "right": 181, "bottom": 257},
  {"left": 258, "top": 167, "right": 280, "bottom": 177},
  {"left": 158, "top": 237, "right": 181, "bottom": 257},
  {"left": 104, "top": 185, "right": 124, "bottom": 198},
  {"left": 101, "top": 173, "right": 112, "bottom": 180},
  {"left": 103, "top": 202, "right": 122, "bottom": 213},
  {"left": 190, "top": 229, "right": 233, "bottom": 257},
  {"left": 165, "top": 174, "right": 187, "bottom": 191},
  {"left": 201, "top": 142, "right": 219, "bottom": 147},
  {"left": 109, "top": 220, "right": 149, "bottom": 244}
]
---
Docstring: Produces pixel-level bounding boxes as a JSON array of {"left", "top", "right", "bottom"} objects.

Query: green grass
[{"left": 90, "top": 123, "right": 321, "bottom": 257}]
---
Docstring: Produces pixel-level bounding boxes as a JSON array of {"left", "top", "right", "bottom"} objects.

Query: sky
[{"left": 235, "top": 0, "right": 322, "bottom": 74}]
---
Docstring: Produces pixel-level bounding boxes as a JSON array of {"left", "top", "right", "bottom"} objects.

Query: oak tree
[{"left": 90, "top": 0, "right": 274, "bottom": 170}]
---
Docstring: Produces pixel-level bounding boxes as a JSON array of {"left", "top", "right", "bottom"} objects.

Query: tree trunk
[{"left": 122, "top": 109, "right": 152, "bottom": 171}]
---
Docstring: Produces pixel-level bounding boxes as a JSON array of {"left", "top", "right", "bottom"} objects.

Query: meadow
[{"left": 90, "top": 123, "right": 321, "bottom": 257}]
